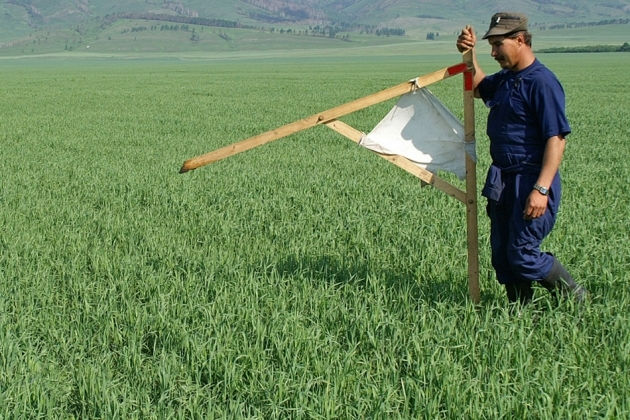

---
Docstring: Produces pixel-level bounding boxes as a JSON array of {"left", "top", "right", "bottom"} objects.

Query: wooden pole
[{"left": 463, "top": 49, "right": 480, "bottom": 303}]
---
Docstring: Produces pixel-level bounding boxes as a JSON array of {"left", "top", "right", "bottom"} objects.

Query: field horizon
[{"left": 1, "top": 16, "right": 629, "bottom": 59}]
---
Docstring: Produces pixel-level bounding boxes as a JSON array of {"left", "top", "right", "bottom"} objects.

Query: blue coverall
[{"left": 477, "top": 59, "right": 571, "bottom": 285}]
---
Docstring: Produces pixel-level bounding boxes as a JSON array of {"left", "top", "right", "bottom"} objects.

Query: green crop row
[{"left": 0, "top": 53, "right": 628, "bottom": 418}]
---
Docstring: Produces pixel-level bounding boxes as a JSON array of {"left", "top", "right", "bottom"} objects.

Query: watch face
[{"left": 535, "top": 184, "right": 548, "bottom": 195}]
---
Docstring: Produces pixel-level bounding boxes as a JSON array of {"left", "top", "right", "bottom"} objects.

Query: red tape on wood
[
  {"left": 464, "top": 71, "right": 474, "bottom": 91},
  {"left": 447, "top": 63, "right": 468, "bottom": 76}
]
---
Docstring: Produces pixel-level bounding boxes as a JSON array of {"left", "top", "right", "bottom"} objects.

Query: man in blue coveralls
[{"left": 456, "top": 12, "right": 588, "bottom": 304}]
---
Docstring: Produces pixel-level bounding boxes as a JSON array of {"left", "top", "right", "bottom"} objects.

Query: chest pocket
[{"left": 486, "top": 77, "right": 526, "bottom": 139}]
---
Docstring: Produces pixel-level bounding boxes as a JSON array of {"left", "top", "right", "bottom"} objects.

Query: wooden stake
[{"left": 463, "top": 49, "right": 480, "bottom": 304}]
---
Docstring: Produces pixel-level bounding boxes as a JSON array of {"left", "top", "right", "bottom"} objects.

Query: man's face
[{"left": 487, "top": 34, "right": 522, "bottom": 71}]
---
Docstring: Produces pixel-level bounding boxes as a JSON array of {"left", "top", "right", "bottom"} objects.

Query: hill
[{"left": 1, "top": 0, "right": 630, "bottom": 56}]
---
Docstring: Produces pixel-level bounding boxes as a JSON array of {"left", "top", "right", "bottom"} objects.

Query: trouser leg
[
  {"left": 488, "top": 199, "right": 534, "bottom": 306},
  {"left": 487, "top": 172, "right": 575, "bottom": 303},
  {"left": 504, "top": 281, "right": 534, "bottom": 305},
  {"left": 488, "top": 200, "right": 534, "bottom": 305},
  {"left": 487, "top": 178, "right": 557, "bottom": 284},
  {"left": 487, "top": 200, "right": 514, "bottom": 285},
  {"left": 505, "top": 177, "right": 559, "bottom": 283}
]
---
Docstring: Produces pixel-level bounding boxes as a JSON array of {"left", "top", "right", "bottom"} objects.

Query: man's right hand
[{"left": 456, "top": 26, "right": 476, "bottom": 53}]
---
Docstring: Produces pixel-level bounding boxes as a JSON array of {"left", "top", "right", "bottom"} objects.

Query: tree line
[
  {"left": 537, "top": 43, "right": 630, "bottom": 53},
  {"left": 100, "top": 12, "right": 404, "bottom": 39},
  {"left": 101, "top": 13, "right": 254, "bottom": 30},
  {"left": 539, "top": 18, "right": 630, "bottom": 30}
]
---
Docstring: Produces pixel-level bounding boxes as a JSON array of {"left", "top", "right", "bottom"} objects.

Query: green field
[{"left": 1, "top": 51, "right": 629, "bottom": 418}]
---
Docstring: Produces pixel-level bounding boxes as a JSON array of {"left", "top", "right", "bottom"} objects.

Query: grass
[{"left": 0, "top": 52, "right": 629, "bottom": 418}]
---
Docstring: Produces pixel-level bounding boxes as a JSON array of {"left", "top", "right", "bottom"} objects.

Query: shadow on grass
[
  {"left": 267, "top": 253, "right": 475, "bottom": 307},
  {"left": 262, "top": 253, "right": 582, "bottom": 313}
]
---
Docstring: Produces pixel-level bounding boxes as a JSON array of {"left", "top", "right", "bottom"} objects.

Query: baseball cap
[{"left": 482, "top": 12, "right": 528, "bottom": 39}]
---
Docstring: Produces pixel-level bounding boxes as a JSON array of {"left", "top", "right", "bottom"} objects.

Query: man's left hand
[{"left": 523, "top": 190, "right": 548, "bottom": 220}]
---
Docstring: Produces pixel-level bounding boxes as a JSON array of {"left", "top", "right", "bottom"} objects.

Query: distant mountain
[{"left": 2, "top": 0, "right": 630, "bottom": 50}]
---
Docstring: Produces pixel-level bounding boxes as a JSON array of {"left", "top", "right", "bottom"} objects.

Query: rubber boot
[
  {"left": 504, "top": 281, "right": 534, "bottom": 305},
  {"left": 540, "top": 258, "right": 588, "bottom": 302}
]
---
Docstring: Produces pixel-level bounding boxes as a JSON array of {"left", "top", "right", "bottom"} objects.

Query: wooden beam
[
  {"left": 180, "top": 65, "right": 464, "bottom": 173},
  {"left": 179, "top": 115, "right": 320, "bottom": 173},
  {"left": 324, "top": 120, "right": 467, "bottom": 203},
  {"left": 316, "top": 66, "right": 461, "bottom": 124}
]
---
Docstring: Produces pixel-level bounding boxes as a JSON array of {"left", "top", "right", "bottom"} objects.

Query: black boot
[
  {"left": 540, "top": 258, "right": 588, "bottom": 302},
  {"left": 505, "top": 281, "right": 534, "bottom": 305}
]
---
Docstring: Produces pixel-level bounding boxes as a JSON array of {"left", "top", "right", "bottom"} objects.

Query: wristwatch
[{"left": 533, "top": 183, "right": 549, "bottom": 196}]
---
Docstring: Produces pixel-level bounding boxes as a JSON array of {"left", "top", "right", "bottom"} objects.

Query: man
[{"left": 456, "top": 12, "right": 587, "bottom": 304}]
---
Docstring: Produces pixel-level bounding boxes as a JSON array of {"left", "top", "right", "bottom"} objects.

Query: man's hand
[
  {"left": 457, "top": 26, "right": 476, "bottom": 53},
  {"left": 523, "top": 136, "right": 566, "bottom": 220},
  {"left": 523, "top": 190, "right": 548, "bottom": 220}
]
